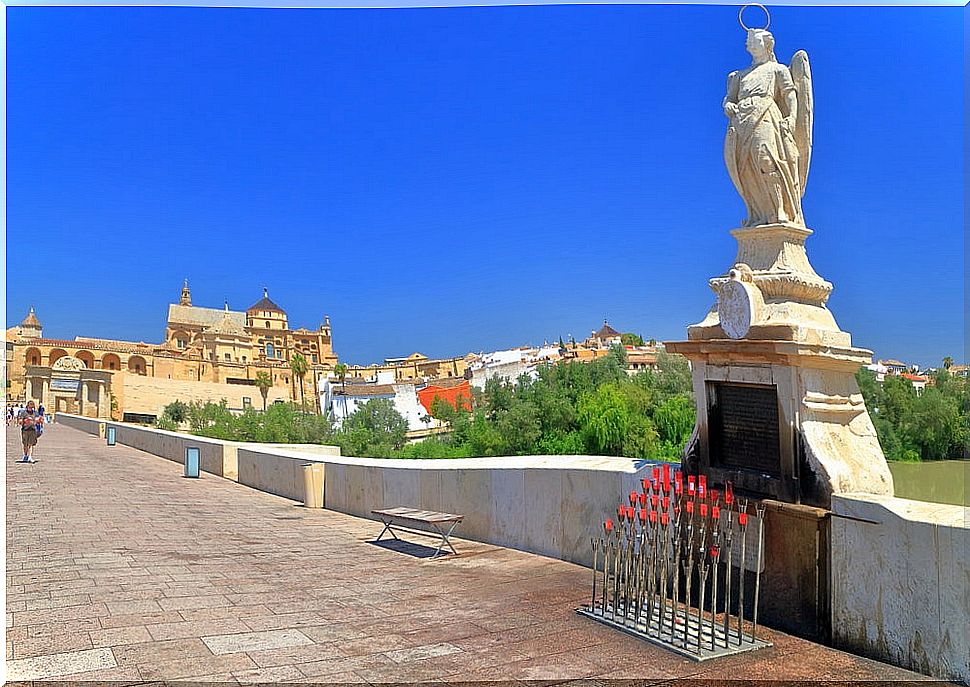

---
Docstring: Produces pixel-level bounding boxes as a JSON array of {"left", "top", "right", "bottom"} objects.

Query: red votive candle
[
  {"left": 739, "top": 512, "right": 749, "bottom": 527},
  {"left": 700, "top": 503, "right": 708, "bottom": 518},
  {"left": 699, "top": 475, "right": 707, "bottom": 498},
  {"left": 662, "top": 496, "right": 669, "bottom": 512},
  {"left": 604, "top": 519, "right": 613, "bottom": 532},
  {"left": 617, "top": 505, "right": 625, "bottom": 520},
  {"left": 675, "top": 481, "right": 683, "bottom": 496},
  {"left": 628, "top": 506, "right": 637, "bottom": 521},
  {"left": 662, "top": 463, "right": 671, "bottom": 486},
  {"left": 712, "top": 505, "right": 720, "bottom": 520},
  {"left": 629, "top": 490, "right": 638, "bottom": 506},
  {"left": 686, "top": 501, "right": 694, "bottom": 514},
  {"left": 710, "top": 489, "right": 719, "bottom": 504},
  {"left": 652, "top": 466, "right": 661, "bottom": 483},
  {"left": 638, "top": 508, "right": 647, "bottom": 524},
  {"left": 660, "top": 512, "right": 669, "bottom": 527},
  {"left": 649, "top": 510, "right": 657, "bottom": 524},
  {"left": 688, "top": 482, "right": 696, "bottom": 497},
  {"left": 725, "top": 481, "right": 734, "bottom": 505},
  {"left": 641, "top": 478, "right": 651, "bottom": 492},
  {"left": 639, "top": 492, "right": 647, "bottom": 506},
  {"left": 710, "top": 544, "right": 719, "bottom": 557}
]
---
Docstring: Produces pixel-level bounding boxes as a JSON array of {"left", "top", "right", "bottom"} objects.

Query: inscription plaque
[{"left": 708, "top": 383, "right": 781, "bottom": 476}]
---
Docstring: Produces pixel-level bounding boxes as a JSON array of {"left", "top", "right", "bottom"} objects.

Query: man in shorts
[{"left": 17, "top": 400, "right": 43, "bottom": 463}]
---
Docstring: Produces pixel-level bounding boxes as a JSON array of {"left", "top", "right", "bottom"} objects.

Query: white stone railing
[{"left": 831, "top": 493, "right": 969, "bottom": 683}]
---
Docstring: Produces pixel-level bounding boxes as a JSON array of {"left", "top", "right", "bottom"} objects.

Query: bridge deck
[{"left": 6, "top": 424, "right": 929, "bottom": 683}]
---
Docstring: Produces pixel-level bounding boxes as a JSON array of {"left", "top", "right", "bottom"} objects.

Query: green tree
[
  {"left": 162, "top": 400, "right": 190, "bottom": 424},
  {"left": 254, "top": 371, "right": 273, "bottom": 411},
  {"left": 943, "top": 356, "right": 953, "bottom": 370},
  {"left": 289, "top": 353, "right": 309, "bottom": 413},
  {"left": 621, "top": 333, "right": 645, "bottom": 347},
  {"left": 578, "top": 383, "right": 631, "bottom": 455},
  {"left": 652, "top": 395, "right": 695, "bottom": 447},
  {"left": 338, "top": 398, "right": 408, "bottom": 457},
  {"left": 903, "top": 388, "right": 965, "bottom": 461}
]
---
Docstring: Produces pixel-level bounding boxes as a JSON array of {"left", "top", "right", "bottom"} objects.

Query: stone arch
[
  {"left": 128, "top": 355, "right": 148, "bottom": 375},
  {"left": 75, "top": 350, "right": 96, "bottom": 369},
  {"left": 101, "top": 353, "right": 122, "bottom": 371},
  {"left": 48, "top": 348, "right": 69, "bottom": 366},
  {"left": 171, "top": 330, "right": 191, "bottom": 349},
  {"left": 24, "top": 347, "right": 42, "bottom": 366}
]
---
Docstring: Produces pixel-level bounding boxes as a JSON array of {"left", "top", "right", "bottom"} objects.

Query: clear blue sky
[{"left": 6, "top": 5, "right": 964, "bottom": 367}]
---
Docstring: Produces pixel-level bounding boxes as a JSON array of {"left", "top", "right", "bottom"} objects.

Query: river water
[{"left": 888, "top": 460, "right": 968, "bottom": 506}]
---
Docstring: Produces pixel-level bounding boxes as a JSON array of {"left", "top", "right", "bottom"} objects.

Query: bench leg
[
  {"left": 376, "top": 520, "right": 399, "bottom": 542},
  {"left": 431, "top": 521, "right": 459, "bottom": 558}
]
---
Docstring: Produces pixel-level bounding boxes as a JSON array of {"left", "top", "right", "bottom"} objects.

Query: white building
[
  {"left": 467, "top": 345, "right": 562, "bottom": 389},
  {"left": 318, "top": 375, "right": 443, "bottom": 435}
]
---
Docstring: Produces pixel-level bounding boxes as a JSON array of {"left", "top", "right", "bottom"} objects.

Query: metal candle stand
[{"left": 577, "top": 465, "right": 772, "bottom": 661}]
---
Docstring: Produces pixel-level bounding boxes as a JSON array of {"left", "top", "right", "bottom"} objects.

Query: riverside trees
[
  {"left": 161, "top": 347, "right": 697, "bottom": 461},
  {"left": 856, "top": 367, "right": 968, "bottom": 462},
  {"left": 401, "top": 347, "right": 695, "bottom": 461}
]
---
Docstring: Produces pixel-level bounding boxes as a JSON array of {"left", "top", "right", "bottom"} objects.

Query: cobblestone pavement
[{"left": 6, "top": 424, "right": 931, "bottom": 684}]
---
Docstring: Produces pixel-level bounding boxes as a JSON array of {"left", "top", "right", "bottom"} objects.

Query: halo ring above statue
[{"left": 737, "top": 3, "right": 770, "bottom": 31}]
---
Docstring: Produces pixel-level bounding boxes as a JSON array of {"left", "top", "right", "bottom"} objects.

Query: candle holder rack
[{"left": 577, "top": 465, "right": 772, "bottom": 661}]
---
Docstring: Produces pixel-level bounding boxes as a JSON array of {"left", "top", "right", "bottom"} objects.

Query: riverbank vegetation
[
  {"left": 856, "top": 367, "right": 968, "bottom": 462},
  {"left": 158, "top": 347, "right": 696, "bottom": 461}
]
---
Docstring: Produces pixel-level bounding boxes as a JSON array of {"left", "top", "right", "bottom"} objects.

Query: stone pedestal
[{"left": 666, "top": 223, "right": 894, "bottom": 508}]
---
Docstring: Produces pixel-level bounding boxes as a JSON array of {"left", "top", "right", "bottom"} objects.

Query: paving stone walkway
[{"left": 6, "top": 424, "right": 932, "bottom": 684}]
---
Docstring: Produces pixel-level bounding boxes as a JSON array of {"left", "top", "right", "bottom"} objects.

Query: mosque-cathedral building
[{"left": 5, "top": 282, "right": 338, "bottom": 420}]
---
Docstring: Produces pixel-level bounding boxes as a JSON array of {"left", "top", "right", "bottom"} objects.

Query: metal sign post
[{"left": 184, "top": 447, "right": 200, "bottom": 478}]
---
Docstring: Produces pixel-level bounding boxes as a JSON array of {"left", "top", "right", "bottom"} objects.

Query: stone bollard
[{"left": 302, "top": 463, "right": 324, "bottom": 508}]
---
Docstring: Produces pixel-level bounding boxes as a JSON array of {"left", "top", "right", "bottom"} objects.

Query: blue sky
[{"left": 6, "top": 4, "right": 964, "bottom": 367}]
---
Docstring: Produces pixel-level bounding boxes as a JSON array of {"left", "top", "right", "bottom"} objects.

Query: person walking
[{"left": 17, "top": 400, "right": 44, "bottom": 463}]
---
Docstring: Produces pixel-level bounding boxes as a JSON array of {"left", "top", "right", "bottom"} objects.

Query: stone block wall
[
  {"left": 831, "top": 493, "right": 969, "bottom": 683},
  {"left": 116, "top": 373, "right": 291, "bottom": 417},
  {"left": 322, "top": 456, "right": 646, "bottom": 568},
  {"left": 55, "top": 413, "right": 103, "bottom": 435},
  {"left": 236, "top": 446, "right": 338, "bottom": 502}
]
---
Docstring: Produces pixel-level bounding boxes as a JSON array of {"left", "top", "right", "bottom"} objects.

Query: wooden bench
[{"left": 372, "top": 507, "right": 464, "bottom": 559}]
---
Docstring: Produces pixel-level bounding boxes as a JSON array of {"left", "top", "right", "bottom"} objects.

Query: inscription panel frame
[{"left": 703, "top": 380, "right": 794, "bottom": 501}]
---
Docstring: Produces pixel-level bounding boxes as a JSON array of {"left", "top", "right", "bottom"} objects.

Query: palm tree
[
  {"left": 254, "top": 371, "right": 272, "bottom": 411},
  {"left": 290, "top": 353, "right": 309, "bottom": 413},
  {"left": 943, "top": 356, "right": 954, "bottom": 370},
  {"left": 333, "top": 362, "right": 349, "bottom": 421}
]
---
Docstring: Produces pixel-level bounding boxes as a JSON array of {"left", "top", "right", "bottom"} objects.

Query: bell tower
[{"left": 179, "top": 279, "right": 192, "bottom": 307}]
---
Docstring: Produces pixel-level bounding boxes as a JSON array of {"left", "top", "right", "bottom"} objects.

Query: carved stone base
[
  {"left": 664, "top": 338, "right": 894, "bottom": 508},
  {"left": 688, "top": 224, "right": 849, "bottom": 345}
]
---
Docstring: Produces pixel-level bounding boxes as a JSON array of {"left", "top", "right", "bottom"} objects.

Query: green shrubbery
[
  {"left": 410, "top": 347, "right": 694, "bottom": 460},
  {"left": 856, "top": 367, "right": 968, "bottom": 462},
  {"left": 159, "top": 347, "right": 697, "bottom": 462}
]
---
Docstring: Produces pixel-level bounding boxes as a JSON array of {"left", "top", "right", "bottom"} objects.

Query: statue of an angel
[{"left": 723, "top": 28, "right": 813, "bottom": 227}]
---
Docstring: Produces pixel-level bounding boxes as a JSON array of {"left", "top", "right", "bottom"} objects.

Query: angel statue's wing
[{"left": 790, "top": 50, "right": 813, "bottom": 196}]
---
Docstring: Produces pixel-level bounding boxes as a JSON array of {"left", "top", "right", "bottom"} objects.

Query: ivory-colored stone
[
  {"left": 668, "top": 23, "right": 894, "bottom": 506},
  {"left": 831, "top": 494, "right": 970, "bottom": 682},
  {"left": 724, "top": 29, "right": 812, "bottom": 229}
]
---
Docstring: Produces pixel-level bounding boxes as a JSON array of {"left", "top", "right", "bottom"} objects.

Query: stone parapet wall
[
  {"left": 53, "top": 414, "right": 647, "bottom": 567},
  {"left": 831, "top": 493, "right": 969, "bottom": 683},
  {"left": 237, "top": 445, "right": 339, "bottom": 502},
  {"left": 55, "top": 413, "right": 104, "bottom": 435}
]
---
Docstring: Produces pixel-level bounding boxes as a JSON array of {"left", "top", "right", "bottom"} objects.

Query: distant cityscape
[{"left": 4, "top": 282, "right": 962, "bottom": 439}]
